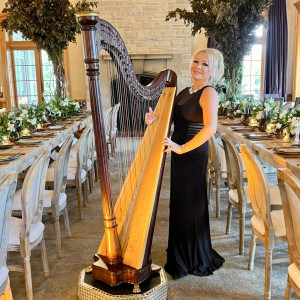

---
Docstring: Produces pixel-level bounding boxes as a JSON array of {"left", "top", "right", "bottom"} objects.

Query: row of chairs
[
  {"left": 0, "top": 123, "right": 98, "bottom": 299},
  {"left": 208, "top": 133, "right": 300, "bottom": 300}
]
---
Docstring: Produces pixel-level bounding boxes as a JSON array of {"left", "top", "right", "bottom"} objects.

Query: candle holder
[
  {"left": 274, "top": 128, "right": 286, "bottom": 139},
  {"left": 257, "top": 110, "right": 269, "bottom": 132},
  {"left": 241, "top": 107, "right": 251, "bottom": 126}
]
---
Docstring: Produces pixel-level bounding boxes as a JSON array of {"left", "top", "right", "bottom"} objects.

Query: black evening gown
[{"left": 164, "top": 86, "right": 225, "bottom": 279}]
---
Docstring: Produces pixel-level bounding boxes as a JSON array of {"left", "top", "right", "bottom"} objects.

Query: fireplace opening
[{"left": 111, "top": 72, "right": 158, "bottom": 135}]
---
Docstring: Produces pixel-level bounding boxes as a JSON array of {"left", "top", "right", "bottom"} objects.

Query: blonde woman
[{"left": 146, "top": 48, "right": 225, "bottom": 279}]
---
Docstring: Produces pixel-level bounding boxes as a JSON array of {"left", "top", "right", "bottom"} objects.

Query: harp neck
[{"left": 78, "top": 14, "right": 176, "bottom": 97}]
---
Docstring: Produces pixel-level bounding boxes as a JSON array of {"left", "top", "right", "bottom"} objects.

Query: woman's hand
[
  {"left": 163, "top": 136, "right": 182, "bottom": 154},
  {"left": 145, "top": 107, "right": 157, "bottom": 125}
]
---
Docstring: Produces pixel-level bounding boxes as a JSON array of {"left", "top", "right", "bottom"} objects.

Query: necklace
[{"left": 189, "top": 84, "right": 208, "bottom": 94}]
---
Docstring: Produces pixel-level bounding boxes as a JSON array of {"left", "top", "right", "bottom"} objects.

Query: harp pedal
[{"left": 133, "top": 283, "right": 141, "bottom": 294}]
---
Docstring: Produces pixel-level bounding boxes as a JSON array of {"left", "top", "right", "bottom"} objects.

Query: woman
[{"left": 146, "top": 48, "right": 225, "bottom": 279}]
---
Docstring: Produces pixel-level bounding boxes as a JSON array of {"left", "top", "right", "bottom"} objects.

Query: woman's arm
[{"left": 163, "top": 87, "right": 218, "bottom": 154}]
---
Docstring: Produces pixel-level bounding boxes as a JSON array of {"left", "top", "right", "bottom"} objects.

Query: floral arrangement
[
  {"left": 218, "top": 90, "right": 300, "bottom": 139},
  {"left": 0, "top": 95, "right": 81, "bottom": 142}
]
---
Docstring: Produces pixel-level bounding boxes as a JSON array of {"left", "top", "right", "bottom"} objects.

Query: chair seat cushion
[
  {"left": 288, "top": 263, "right": 300, "bottom": 289},
  {"left": 67, "top": 167, "right": 86, "bottom": 181},
  {"left": 9, "top": 217, "right": 45, "bottom": 245},
  {"left": 42, "top": 190, "right": 67, "bottom": 208},
  {"left": 0, "top": 266, "right": 8, "bottom": 289},
  {"left": 68, "top": 157, "right": 92, "bottom": 170},
  {"left": 228, "top": 184, "right": 281, "bottom": 205},
  {"left": 251, "top": 210, "right": 286, "bottom": 237},
  {"left": 47, "top": 167, "right": 86, "bottom": 182},
  {"left": 12, "top": 189, "right": 22, "bottom": 211}
]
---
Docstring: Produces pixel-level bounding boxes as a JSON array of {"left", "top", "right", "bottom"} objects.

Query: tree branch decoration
[
  {"left": 166, "top": 0, "right": 272, "bottom": 94},
  {"left": 1, "top": 0, "right": 98, "bottom": 100}
]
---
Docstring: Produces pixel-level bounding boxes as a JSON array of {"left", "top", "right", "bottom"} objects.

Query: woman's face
[{"left": 190, "top": 52, "right": 211, "bottom": 83}]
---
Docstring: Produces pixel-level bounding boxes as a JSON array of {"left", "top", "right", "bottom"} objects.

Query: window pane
[
  {"left": 12, "top": 31, "right": 28, "bottom": 41},
  {"left": 255, "top": 25, "right": 263, "bottom": 38},
  {"left": 242, "top": 43, "right": 262, "bottom": 96},
  {"left": 41, "top": 50, "right": 56, "bottom": 99},
  {"left": 251, "top": 44, "right": 262, "bottom": 60},
  {"left": 13, "top": 50, "right": 37, "bottom": 106}
]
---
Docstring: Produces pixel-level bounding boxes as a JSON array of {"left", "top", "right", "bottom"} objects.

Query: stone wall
[{"left": 69, "top": 0, "right": 197, "bottom": 109}]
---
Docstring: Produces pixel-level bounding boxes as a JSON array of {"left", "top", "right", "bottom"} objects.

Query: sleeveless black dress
[{"left": 164, "top": 86, "right": 225, "bottom": 279}]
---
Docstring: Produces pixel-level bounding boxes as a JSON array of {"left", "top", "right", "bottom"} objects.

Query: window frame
[
  {"left": 0, "top": 13, "right": 69, "bottom": 109},
  {"left": 242, "top": 24, "right": 267, "bottom": 97}
]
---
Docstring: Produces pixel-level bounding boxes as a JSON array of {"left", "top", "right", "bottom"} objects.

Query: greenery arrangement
[
  {"left": 166, "top": 0, "right": 272, "bottom": 94},
  {"left": 0, "top": 97, "right": 80, "bottom": 142},
  {"left": 218, "top": 95, "right": 300, "bottom": 138},
  {"left": 1, "top": 0, "right": 97, "bottom": 100}
]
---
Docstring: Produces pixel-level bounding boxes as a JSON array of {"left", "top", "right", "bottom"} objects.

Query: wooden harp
[{"left": 77, "top": 14, "right": 177, "bottom": 289}]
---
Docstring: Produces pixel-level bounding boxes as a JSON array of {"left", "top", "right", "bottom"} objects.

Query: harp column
[{"left": 77, "top": 13, "right": 122, "bottom": 264}]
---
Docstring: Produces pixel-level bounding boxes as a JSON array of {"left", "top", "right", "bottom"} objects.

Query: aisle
[{"left": 8, "top": 154, "right": 288, "bottom": 300}]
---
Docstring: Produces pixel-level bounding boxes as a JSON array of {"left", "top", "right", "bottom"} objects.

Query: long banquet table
[
  {"left": 217, "top": 119, "right": 300, "bottom": 179},
  {"left": 0, "top": 114, "right": 92, "bottom": 179}
]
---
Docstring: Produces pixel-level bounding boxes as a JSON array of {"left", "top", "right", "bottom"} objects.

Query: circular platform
[{"left": 78, "top": 264, "right": 168, "bottom": 300}]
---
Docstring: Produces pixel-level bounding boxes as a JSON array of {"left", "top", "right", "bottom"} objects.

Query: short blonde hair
[{"left": 191, "top": 48, "right": 224, "bottom": 85}]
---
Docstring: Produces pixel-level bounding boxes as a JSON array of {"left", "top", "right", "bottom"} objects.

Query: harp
[{"left": 77, "top": 14, "right": 177, "bottom": 290}]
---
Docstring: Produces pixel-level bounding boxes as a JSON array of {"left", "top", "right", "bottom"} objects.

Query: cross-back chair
[
  {"left": 42, "top": 134, "right": 74, "bottom": 258},
  {"left": 240, "top": 144, "right": 287, "bottom": 300},
  {"left": 66, "top": 124, "right": 92, "bottom": 219},
  {"left": 277, "top": 168, "right": 300, "bottom": 300},
  {"left": 221, "top": 134, "right": 251, "bottom": 255},
  {"left": 0, "top": 172, "right": 17, "bottom": 299},
  {"left": 8, "top": 150, "right": 50, "bottom": 300},
  {"left": 207, "top": 135, "right": 227, "bottom": 218}
]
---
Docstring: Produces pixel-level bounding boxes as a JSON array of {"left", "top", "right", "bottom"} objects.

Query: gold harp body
[{"left": 77, "top": 14, "right": 177, "bottom": 287}]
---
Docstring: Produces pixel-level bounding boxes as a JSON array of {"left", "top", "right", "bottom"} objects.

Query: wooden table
[
  {"left": 217, "top": 119, "right": 300, "bottom": 179},
  {"left": 0, "top": 114, "right": 92, "bottom": 179}
]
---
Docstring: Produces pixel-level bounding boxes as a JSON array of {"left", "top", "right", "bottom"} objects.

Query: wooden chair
[
  {"left": 263, "top": 93, "right": 280, "bottom": 99},
  {"left": 0, "top": 173, "right": 17, "bottom": 299},
  {"left": 207, "top": 135, "right": 227, "bottom": 218},
  {"left": 42, "top": 134, "right": 74, "bottom": 258},
  {"left": 8, "top": 150, "right": 50, "bottom": 300},
  {"left": 277, "top": 168, "right": 300, "bottom": 300},
  {"left": 221, "top": 134, "right": 251, "bottom": 255},
  {"left": 65, "top": 124, "right": 92, "bottom": 219},
  {"left": 294, "top": 97, "right": 300, "bottom": 107},
  {"left": 240, "top": 144, "right": 287, "bottom": 300},
  {"left": 85, "top": 126, "right": 95, "bottom": 193}
]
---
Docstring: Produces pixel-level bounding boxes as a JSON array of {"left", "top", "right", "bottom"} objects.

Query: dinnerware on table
[
  {"left": 221, "top": 121, "right": 241, "bottom": 126},
  {"left": 0, "top": 153, "right": 21, "bottom": 163},
  {"left": 15, "top": 139, "right": 44, "bottom": 146}
]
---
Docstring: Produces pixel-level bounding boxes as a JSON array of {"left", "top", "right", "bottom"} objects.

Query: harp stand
[{"left": 78, "top": 264, "right": 168, "bottom": 300}]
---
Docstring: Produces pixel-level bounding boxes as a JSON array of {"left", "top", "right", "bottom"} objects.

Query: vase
[
  {"left": 14, "top": 119, "right": 23, "bottom": 133},
  {"left": 274, "top": 128, "right": 285, "bottom": 139},
  {"left": 241, "top": 114, "right": 250, "bottom": 126},
  {"left": 258, "top": 119, "right": 267, "bottom": 132},
  {"left": 9, "top": 129, "right": 20, "bottom": 142},
  {"left": 28, "top": 123, "right": 37, "bottom": 133}
]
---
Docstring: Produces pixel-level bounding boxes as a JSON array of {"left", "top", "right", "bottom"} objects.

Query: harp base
[
  {"left": 78, "top": 264, "right": 168, "bottom": 300},
  {"left": 92, "top": 255, "right": 152, "bottom": 287}
]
